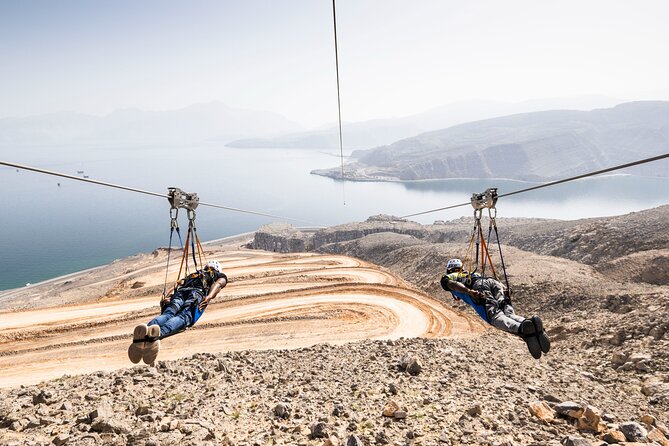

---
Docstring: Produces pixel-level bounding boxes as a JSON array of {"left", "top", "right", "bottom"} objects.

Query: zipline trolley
[
  {"left": 161, "top": 187, "right": 210, "bottom": 330},
  {"left": 462, "top": 187, "right": 512, "bottom": 297}
]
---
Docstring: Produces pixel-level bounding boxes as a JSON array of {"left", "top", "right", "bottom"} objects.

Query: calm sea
[{"left": 2, "top": 143, "right": 669, "bottom": 291}]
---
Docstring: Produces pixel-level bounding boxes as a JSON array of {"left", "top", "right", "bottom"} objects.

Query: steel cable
[
  {"left": 400, "top": 151, "right": 669, "bottom": 219},
  {"left": 0, "top": 159, "right": 317, "bottom": 225}
]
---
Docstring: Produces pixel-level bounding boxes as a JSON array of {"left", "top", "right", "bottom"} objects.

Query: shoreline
[
  {"left": 0, "top": 231, "right": 254, "bottom": 297},
  {"left": 0, "top": 227, "right": 325, "bottom": 297},
  {"left": 310, "top": 170, "right": 652, "bottom": 184}
]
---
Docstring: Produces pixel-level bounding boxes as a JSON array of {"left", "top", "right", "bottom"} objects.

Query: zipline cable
[
  {"left": 400, "top": 151, "right": 669, "bottom": 219},
  {"left": 332, "top": 0, "right": 346, "bottom": 204},
  {"left": 0, "top": 159, "right": 318, "bottom": 225},
  {"left": 2, "top": 160, "right": 166, "bottom": 199}
]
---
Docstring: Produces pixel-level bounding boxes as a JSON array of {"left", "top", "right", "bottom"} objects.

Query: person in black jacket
[{"left": 441, "top": 258, "right": 550, "bottom": 359}]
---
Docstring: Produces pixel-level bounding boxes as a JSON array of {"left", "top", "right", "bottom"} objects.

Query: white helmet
[
  {"left": 446, "top": 258, "right": 463, "bottom": 273},
  {"left": 206, "top": 260, "right": 223, "bottom": 274}
]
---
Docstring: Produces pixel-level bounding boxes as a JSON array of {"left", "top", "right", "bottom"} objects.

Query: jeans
[{"left": 148, "top": 288, "right": 203, "bottom": 339}]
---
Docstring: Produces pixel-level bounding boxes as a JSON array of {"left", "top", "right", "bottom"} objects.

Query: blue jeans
[{"left": 148, "top": 288, "right": 203, "bottom": 339}]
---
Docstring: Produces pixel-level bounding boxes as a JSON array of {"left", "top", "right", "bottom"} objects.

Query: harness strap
[
  {"left": 162, "top": 224, "right": 175, "bottom": 299},
  {"left": 480, "top": 223, "right": 498, "bottom": 279},
  {"left": 492, "top": 219, "right": 512, "bottom": 297},
  {"left": 188, "top": 219, "right": 198, "bottom": 270},
  {"left": 176, "top": 225, "right": 191, "bottom": 288}
]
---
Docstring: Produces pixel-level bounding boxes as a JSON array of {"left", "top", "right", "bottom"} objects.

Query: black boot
[
  {"left": 531, "top": 316, "right": 551, "bottom": 354},
  {"left": 519, "top": 319, "right": 542, "bottom": 359}
]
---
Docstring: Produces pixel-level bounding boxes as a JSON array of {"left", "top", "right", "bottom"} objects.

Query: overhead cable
[
  {"left": 400, "top": 151, "right": 669, "bottom": 219},
  {"left": 1, "top": 160, "right": 316, "bottom": 225},
  {"left": 332, "top": 0, "right": 346, "bottom": 204}
]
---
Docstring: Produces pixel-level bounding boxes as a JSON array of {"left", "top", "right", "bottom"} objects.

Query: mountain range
[
  {"left": 226, "top": 95, "right": 622, "bottom": 150},
  {"left": 0, "top": 102, "right": 303, "bottom": 147},
  {"left": 312, "top": 101, "right": 669, "bottom": 182}
]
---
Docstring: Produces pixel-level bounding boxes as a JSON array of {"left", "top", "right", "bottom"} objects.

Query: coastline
[
  {"left": 310, "top": 168, "right": 643, "bottom": 184},
  {"left": 0, "top": 232, "right": 254, "bottom": 298},
  {"left": 0, "top": 228, "right": 326, "bottom": 297}
]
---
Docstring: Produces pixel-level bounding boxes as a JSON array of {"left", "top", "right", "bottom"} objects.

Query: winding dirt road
[{"left": 0, "top": 247, "right": 484, "bottom": 388}]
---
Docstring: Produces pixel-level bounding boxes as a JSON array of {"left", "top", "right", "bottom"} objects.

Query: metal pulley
[
  {"left": 470, "top": 187, "right": 498, "bottom": 210},
  {"left": 168, "top": 187, "right": 199, "bottom": 212}
]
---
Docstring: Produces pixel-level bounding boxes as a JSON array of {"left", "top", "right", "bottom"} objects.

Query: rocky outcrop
[
  {"left": 312, "top": 216, "right": 431, "bottom": 249},
  {"left": 249, "top": 206, "right": 669, "bottom": 286},
  {"left": 250, "top": 223, "right": 314, "bottom": 253}
]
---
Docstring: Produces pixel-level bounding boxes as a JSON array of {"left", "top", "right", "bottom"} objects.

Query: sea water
[{"left": 2, "top": 143, "right": 669, "bottom": 291}]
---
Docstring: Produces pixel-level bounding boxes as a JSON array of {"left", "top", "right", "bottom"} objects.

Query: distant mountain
[
  {"left": 311, "top": 101, "right": 669, "bottom": 181},
  {"left": 226, "top": 95, "right": 622, "bottom": 150},
  {"left": 0, "top": 102, "right": 303, "bottom": 146}
]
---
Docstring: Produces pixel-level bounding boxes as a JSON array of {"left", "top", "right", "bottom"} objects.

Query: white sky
[{"left": 1, "top": 0, "right": 668, "bottom": 128}]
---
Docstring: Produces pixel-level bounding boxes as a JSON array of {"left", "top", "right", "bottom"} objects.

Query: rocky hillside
[
  {"left": 312, "top": 102, "right": 669, "bottom": 181},
  {"left": 2, "top": 208, "right": 669, "bottom": 445},
  {"left": 248, "top": 208, "right": 669, "bottom": 429},
  {"left": 2, "top": 335, "right": 668, "bottom": 446}
]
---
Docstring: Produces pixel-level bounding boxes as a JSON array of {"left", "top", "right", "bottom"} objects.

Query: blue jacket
[{"left": 441, "top": 272, "right": 490, "bottom": 323}]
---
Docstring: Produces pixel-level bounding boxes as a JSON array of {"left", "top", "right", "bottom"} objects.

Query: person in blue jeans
[
  {"left": 440, "top": 258, "right": 550, "bottom": 359},
  {"left": 128, "top": 260, "right": 228, "bottom": 364}
]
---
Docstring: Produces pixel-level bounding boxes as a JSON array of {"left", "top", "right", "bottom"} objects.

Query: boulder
[
  {"left": 600, "top": 430, "right": 626, "bottom": 444},
  {"left": 561, "top": 435, "right": 591, "bottom": 446},
  {"left": 641, "top": 376, "right": 669, "bottom": 396},
  {"left": 466, "top": 404, "right": 482, "bottom": 417},
  {"left": 32, "top": 390, "right": 54, "bottom": 405},
  {"left": 393, "top": 410, "right": 407, "bottom": 420},
  {"left": 610, "top": 352, "right": 628, "bottom": 368},
  {"left": 88, "top": 402, "right": 114, "bottom": 422},
  {"left": 576, "top": 406, "right": 605, "bottom": 433},
  {"left": 648, "top": 427, "right": 669, "bottom": 446},
  {"left": 52, "top": 434, "right": 70, "bottom": 446},
  {"left": 382, "top": 400, "right": 400, "bottom": 417},
  {"left": 90, "top": 417, "right": 131, "bottom": 435},
  {"left": 311, "top": 422, "right": 328, "bottom": 439},
  {"left": 274, "top": 403, "right": 291, "bottom": 419},
  {"left": 619, "top": 421, "right": 648, "bottom": 442},
  {"left": 324, "top": 435, "right": 340, "bottom": 446},
  {"left": 399, "top": 354, "right": 422, "bottom": 376},
  {"left": 529, "top": 401, "right": 556, "bottom": 423},
  {"left": 554, "top": 401, "right": 584, "bottom": 419}
]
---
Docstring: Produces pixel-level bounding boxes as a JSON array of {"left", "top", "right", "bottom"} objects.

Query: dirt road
[{"left": 0, "top": 248, "right": 484, "bottom": 388}]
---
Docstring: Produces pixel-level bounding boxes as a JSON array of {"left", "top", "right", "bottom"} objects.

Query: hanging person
[
  {"left": 128, "top": 260, "right": 228, "bottom": 364},
  {"left": 440, "top": 258, "right": 550, "bottom": 359}
]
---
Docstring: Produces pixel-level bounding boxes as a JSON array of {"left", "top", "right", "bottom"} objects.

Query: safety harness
[
  {"left": 161, "top": 187, "right": 210, "bottom": 330},
  {"left": 461, "top": 188, "right": 512, "bottom": 298}
]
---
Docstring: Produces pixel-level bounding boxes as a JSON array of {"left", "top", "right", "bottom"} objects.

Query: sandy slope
[{"left": 0, "top": 245, "right": 484, "bottom": 388}]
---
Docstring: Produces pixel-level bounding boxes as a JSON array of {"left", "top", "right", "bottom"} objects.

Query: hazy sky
[{"left": 1, "top": 0, "right": 668, "bottom": 128}]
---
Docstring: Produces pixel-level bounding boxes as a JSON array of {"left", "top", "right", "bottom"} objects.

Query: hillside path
[{"left": 0, "top": 249, "right": 484, "bottom": 388}]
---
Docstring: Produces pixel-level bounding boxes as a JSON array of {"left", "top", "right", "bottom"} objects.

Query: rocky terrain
[
  {"left": 1, "top": 207, "right": 669, "bottom": 445},
  {"left": 1, "top": 335, "right": 669, "bottom": 446}
]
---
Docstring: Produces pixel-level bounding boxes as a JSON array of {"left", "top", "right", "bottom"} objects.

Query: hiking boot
[
  {"left": 128, "top": 323, "right": 148, "bottom": 364},
  {"left": 531, "top": 316, "right": 551, "bottom": 354},
  {"left": 142, "top": 325, "right": 161, "bottom": 365},
  {"left": 519, "top": 319, "right": 542, "bottom": 359}
]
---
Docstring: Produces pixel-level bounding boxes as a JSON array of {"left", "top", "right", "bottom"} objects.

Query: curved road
[{"left": 0, "top": 250, "right": 484, "bottom": 388}]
